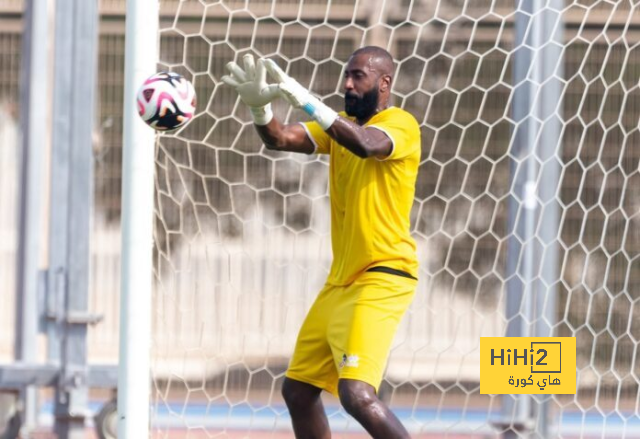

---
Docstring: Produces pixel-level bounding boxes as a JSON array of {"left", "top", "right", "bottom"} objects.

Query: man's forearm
[
  {"left": 326, "top": 117, "right": 392, "bottom": 159},
  {"left": 254, "top": 118, "right": 314, "bottom": 154},
  {"left": 255, "top": 118, "right": 285, "bottom": 150}
]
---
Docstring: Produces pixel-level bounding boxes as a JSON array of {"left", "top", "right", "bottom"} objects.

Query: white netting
[{"left": 142, "top": 0, "right": 640, "bottom": 438}]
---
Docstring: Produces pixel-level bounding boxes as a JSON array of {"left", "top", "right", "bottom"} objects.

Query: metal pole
[
  {"left": 16, "top": 0, "right": 49, "bottom": 434},
  {"left": 535, "top": 2, "right": 564, "bottom": 437},
  {"left": 534, "top": 2, "right": 564, "bottom": 341},
  {"left": 500, "top": 1, "right": 564, "bottom": 438},
  {"left": 501, "top": 1, "right": 542, "bottom": 437},
  {"left": 118, "top": 0, "right": 158, "bottom": 437},
  {"left": 365, "top": 0, "right": 389, "bottom": 49},
  {"left": 49, "top": 0, "right": 99, "bottom": 437}
]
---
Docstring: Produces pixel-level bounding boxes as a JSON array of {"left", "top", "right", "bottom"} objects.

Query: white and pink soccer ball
[{"left": 137, "top": 71, "right": 196, "bottom": 131}]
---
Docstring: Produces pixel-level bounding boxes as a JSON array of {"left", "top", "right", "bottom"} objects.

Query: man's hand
[
  {"left": 222, "top": 54, "right": 280, "bottom": 125},
  {"left": 263, "top": 59, "right": 338, "bottom": 131},
  {"left": 262, "top": 59, "right": 311, "bottom": 109}
]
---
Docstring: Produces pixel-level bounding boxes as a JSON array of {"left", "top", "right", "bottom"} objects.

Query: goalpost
[
  {"left": 117, "top": 0, "right": 640, "bottom": 437},
  {"left": 118, "top": 0, "right": 158, "bottom": 438}
]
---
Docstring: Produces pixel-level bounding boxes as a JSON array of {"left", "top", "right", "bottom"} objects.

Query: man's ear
[{"left": 379, "top": 74, "right": 392, "bottom": 93}]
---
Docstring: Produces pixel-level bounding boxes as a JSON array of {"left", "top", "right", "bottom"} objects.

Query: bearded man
[{"left": 223, "top": 46, "right": 421, "bottom": 439}]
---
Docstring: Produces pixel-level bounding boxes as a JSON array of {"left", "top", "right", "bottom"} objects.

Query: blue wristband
[
  {"left": 301, "top": 96, "right": 338, "bottom": 130},
  {"left": 302, "top": 102, "right": 316, "bottom": 117}
]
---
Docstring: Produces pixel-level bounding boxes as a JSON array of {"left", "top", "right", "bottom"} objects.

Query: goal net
[{"left": 134, "top": 0, "right": 640, "bottom": 437}]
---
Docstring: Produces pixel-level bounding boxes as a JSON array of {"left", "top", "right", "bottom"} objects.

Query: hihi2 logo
[{"left": 480, "top": 337, "right": 576, "bottom": 394}]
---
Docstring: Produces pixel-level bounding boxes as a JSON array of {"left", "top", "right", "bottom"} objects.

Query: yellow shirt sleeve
[
  {"left": 301, "top": 121, "right": 332, "bottom": 155},
  {"left": 367, "top": 109, "right": 420, "bottom": 161}
]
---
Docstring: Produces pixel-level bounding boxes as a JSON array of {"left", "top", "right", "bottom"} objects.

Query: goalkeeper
[{"left": 223, "top": 46, "right": 420, "bottom": 439}]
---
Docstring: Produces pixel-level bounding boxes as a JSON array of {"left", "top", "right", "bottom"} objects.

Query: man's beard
[{"left": 345, "top": 87, "right": 379, "bottom": 120}]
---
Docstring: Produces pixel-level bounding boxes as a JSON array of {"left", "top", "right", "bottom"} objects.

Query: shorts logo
[{"left": 339, "top": 353, "right": 359, "bottom": 368}]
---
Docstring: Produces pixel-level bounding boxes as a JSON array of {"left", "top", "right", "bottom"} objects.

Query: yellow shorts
[{"left": 285, "top": 271, "right": 416, "bottom": 396}]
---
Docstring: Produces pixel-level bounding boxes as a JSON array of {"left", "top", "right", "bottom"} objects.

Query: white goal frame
[{"left": 118, "top": 1, "right": 159, "bottom": 438}]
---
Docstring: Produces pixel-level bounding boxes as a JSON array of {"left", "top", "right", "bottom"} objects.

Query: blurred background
[{"left": 1, "top": 0, "right": 640, "bottom": 438}]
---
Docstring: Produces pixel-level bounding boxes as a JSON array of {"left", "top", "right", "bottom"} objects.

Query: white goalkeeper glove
[
  {"left": 263, "top": 59, "right": 338, "bottom": 131},
  {"left": 222, "top": 54, "right": 280, "bottom": 125}
]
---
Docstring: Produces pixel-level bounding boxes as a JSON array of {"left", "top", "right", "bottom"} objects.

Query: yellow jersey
[{"left": 303, "top": 106, "right": 421, "bottom": 286}]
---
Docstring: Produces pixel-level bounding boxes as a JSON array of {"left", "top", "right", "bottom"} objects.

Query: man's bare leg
[
  {"left": 282, "top": 377, "right": 331, "bottom": 439},
  {"left": 338, "top": 379, "right": 410, "bottom": 439}
]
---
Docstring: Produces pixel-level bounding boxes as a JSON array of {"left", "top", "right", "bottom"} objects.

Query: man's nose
[{"left": 344, "top": 77, "right": 354, "bottom": 90}]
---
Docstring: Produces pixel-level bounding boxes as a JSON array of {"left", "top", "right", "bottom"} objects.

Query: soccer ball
[{"left": 137, "top": 71, "right": 196, "bottom": 131}]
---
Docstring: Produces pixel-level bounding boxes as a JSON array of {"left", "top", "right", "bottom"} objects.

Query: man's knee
[
  {"left": 282, "top": 377, "right": 322, "bottom": 410},
  {"left": 337, "top": 379, "right": 377, "bottom": 417}
]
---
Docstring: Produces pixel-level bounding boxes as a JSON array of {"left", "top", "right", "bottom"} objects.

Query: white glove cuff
[
  {"left": 250, "top": 104, "right": 274, "bottom": 126},
  {"left": 301, "top": 96, "right": 338, "bottom": 131}
]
